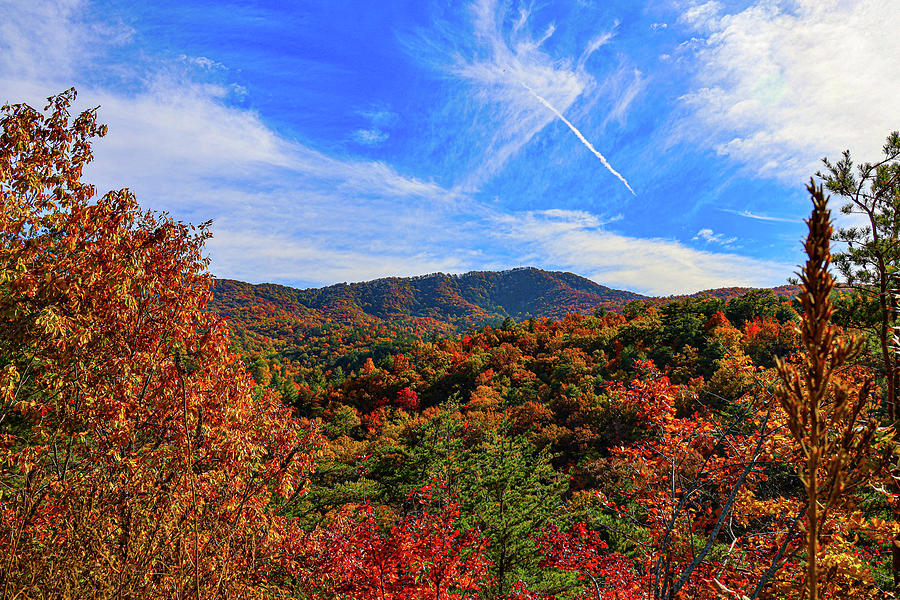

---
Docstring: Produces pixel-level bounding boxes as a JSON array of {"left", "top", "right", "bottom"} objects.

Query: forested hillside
[
  {"left": 208, "top": 270, "right": 801, "bottom": 409},
  {"left": 3, "top": 92, "right": 900, "bottom": 600},
  {"left": 209, "top": 269, "right": 646, "bottom": 364},
  {"left": 213, "top": 268, "right": 646, "bottom": 324}
]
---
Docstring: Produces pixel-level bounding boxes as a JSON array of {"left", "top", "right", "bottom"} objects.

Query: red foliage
[
  {"left": 535, "top": 523, "right": 643, "bottom": 600},
  {"left": 299, "top": 487, "right": 492, "bottom": 600},
  {"left": 396, "top": 387, "right": 420, "bottom": 411},
  {"left": 703, "top": 310, "right": 731, "bottom": 331}
]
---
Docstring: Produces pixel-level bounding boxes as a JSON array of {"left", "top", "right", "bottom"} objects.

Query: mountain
[
  {"left": 684, "top": 284, "right": 801, "bottom": 301},
  {"left": 210, "top": 267, "right": 647, "bottom": 331},
  {"left": 208, "top": 268, "right": 646, "bottom": 366}
]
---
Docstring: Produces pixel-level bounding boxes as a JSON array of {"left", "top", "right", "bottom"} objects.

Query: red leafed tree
[
  {"left": 535, "top": 523, "right": 642, "bottom": 600},
  {"left": 601, "top": 360, "right": 787, "bottom": 600},
  {"left": 298, "top": 487, "right": 492, "bottom": 600},
  {"left": 396, "top": 386, "right": 420, "bottom": 411},
  {"left": 407, "top": 499, "right": 492, "bottom": 598},
  {"left": 0, "top": 90, "right": 321, "bottom": 598}
]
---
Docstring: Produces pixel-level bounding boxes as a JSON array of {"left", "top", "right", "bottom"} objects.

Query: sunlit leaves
[{"left": 0, "top": 91, "right": 321, "bottom": 599}]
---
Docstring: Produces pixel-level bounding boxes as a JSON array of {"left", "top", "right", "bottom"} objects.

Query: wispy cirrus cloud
[
  {"left": 407, "top": 0, "right": 637, "bottom": 193},
  {"left": 676, "top": 0, "right": 900, "bottom": 182},
  {"left": 178, "top": 55, "right": 226, "bottom": 71},
  {"left": 723, "top": 208, "right": 801, "bottom": 224},
  {"left": 351, "top": 107, "right": 398, "bottom": 147},
  {"left": 0, "top": 0, "right": 133, "bottom": 87},
  {"left": 352, "top": 128, "right": 389, "bottom": 146}
]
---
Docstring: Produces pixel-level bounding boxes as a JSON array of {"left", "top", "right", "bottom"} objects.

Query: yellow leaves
[
  {"left": 276, "top": 478, "right": 295, "bottom": 500},
  {"left": 819, "top": 537, "right": 874, "bottom": 583},
  {"left": 34, "top": 306, "right": 64, "bottom": 337},
  {"left": 711, "top": 322, "right": 744, "bottom": 353},
  {"left": 868, "top": 515, "right": 898, "bottom": 533},
  {"left": 0, "top": 363, "right": 19, "bottom": 403}
]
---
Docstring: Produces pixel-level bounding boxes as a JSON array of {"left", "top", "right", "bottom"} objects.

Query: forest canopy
[{"left": 2, "top": 91, "right": 899, "bottom": 600}]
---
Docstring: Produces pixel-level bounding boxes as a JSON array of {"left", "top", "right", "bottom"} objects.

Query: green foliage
[
  {"left": 453, "top": 428, "right": 566, "bottom": 597},
  {"left": 725, "top": 289, "right": 781, "bottom": 327},
  {"left": 821, "top": 132, "right": 900, "bottom": 288},
  {"left": 818, "top": 131, "right": 900, "bottom": 421}
]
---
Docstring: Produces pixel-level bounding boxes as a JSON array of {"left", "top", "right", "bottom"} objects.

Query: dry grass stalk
[{"left": 774, "top": 180, "right": 877, "bottom": 600}]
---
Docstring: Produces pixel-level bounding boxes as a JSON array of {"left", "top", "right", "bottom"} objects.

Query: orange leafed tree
[{"left": 0, "top": 90, "right": 320, "bottom": 599}]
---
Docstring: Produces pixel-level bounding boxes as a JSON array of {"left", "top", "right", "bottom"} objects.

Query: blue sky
[{"left": 2, "top": 0, "right": 898, "bottom": 294}]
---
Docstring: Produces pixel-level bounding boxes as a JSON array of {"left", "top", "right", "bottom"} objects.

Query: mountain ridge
[
  {"left": 210, "top": 266, "right": 649, "bottom": 328},
  {"left": 209, "top": 267, "right": 799, "bottom": 337}
]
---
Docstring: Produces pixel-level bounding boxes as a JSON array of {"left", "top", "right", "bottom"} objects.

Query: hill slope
[{"left": 210, "top": 267, "right": 647, "bottom": 331}]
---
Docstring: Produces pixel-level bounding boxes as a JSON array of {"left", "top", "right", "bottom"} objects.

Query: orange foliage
[{"left": 0, "top": 91, "right": 320, "bottom": 598}]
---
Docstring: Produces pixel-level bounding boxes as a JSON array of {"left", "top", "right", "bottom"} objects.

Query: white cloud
[
  {"left": 88, "top": 79, "right": 294, "bottom": 178},
  {"left": 530, "top": 208, "right": 622, "bottom": 228},
  {"left": 358, "top": 108, "right": 398, "bottom": 127},
  {"left": 583, "top": 28, "right": 617, "bottom": 59},
  {"left": 602, "top": 67, "right": 644, "bottom": 127},
  {"left": 495, "top": 210, "right": 790, "bottom": 294},
  {"left": 0, "top": 0, "right": 131, "bottom": 86},
  {"left": 352, "top": 128, "right": 389, "bottom": 145},
  {"left": 678, "top": 1, "right": 723, "bottom": 29},
  {"left": 677, "top": 0, "right": 900, "bottom": 182},
  {"left": 179, "top": 55, "right": 226, "bottom": 71},
  {"left": 693, "top": 227, "right": 736, "bottom": 245},
  {"left": 351, "top": 108, "right": 398, "bottom": 146}
]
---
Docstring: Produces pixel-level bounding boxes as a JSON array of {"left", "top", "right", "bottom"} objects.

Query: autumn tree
[
  {"left": 601, "top": 360, "right": 796, "bottom": 600},
  {"left": 534, "top": 523, "right": 642, "bottom": 600},
  {"left": 296, "top": 486, "right": 492, "bottom": 600},
  {"left": 0, "top": 90, "right": 320, "bottom": 599}
]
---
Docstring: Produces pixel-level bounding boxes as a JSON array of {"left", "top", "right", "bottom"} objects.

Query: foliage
[
  {"left": 0, "top": 90, "right": 320, "bottom": 599},
  {"left": 535, "top": 523, "right": 642, "bottom": 599},
  {"left": 819, "top": 131, "right": 900, "bottom": 418},
  {"left": 294, "top": 485, "right": 492, "bottom": 600},
  {"left": 2, "top": 89, "right": 896, "bottom": 600}
]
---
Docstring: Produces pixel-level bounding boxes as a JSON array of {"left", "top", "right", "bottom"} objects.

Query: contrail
[{"left": 521, "top": 82, "right": 635, "bottom": 195}]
